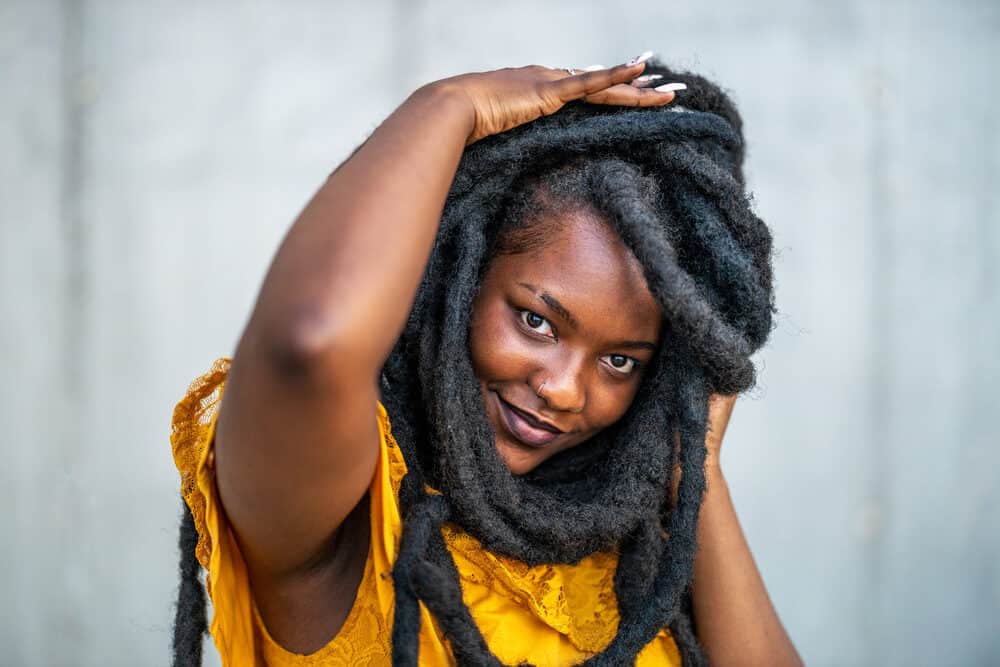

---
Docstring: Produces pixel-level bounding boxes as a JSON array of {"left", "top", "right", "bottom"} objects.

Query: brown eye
[
  {"left": 519, "top": 310, "right": 554, "bottom": 337},
  {"left": 602, "top": 354, "right": 638, "bottom": 375}
]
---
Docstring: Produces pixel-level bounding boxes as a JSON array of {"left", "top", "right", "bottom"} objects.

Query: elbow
[{"left": 262, "top": 310, "right": 377, "bottom": 384}]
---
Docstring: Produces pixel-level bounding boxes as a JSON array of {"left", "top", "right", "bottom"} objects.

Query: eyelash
[
  {"left": 601, "top": 354, "right": 640, "bottom": 376},
  {"left": 519, "top": 309, "right": 555, "bottom": 338},
  {"left": 516, "top": 309, "right": 641, "bottom": 376}
]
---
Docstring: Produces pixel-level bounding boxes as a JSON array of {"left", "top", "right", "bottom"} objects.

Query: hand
[
  {"left": 426, "top": 53, "right": 683, "bottom": 144},
  {"left": 669, "top": 393, "right": 737, "bottom": 507},
  {"left": 705, "top": 393, "right": 737, "bottom": 476}
]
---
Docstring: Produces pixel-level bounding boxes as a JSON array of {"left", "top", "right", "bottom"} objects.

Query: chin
[{"left": 495, "top": 437, "right": 544, "bottom": 476}]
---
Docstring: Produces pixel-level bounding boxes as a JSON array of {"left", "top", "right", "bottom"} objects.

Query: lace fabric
[
  {"left": 171, "top": 357, "right": 680, "bottom": 666},
  {"left": 171, "top": 356, "right": 230, "bottom": 569}
]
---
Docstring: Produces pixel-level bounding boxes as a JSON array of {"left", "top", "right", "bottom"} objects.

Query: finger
[
  {"left": 552, "top": 51, "right": 654, "bottom": 100},
  {"left": 708, "top": 394, "right": 737, "bottom": 420},
  {"left": 706, "top": 394, "right": 737, "bottom": 442},
  {"left": 583, "top": 82, "right": 681, "bottom": 107},
  {"left": 630, "top": 74, "right": 663, "bottom": 89}
]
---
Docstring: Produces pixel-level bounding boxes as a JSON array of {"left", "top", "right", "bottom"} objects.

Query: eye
[
  {"left": 602, "top": 354, "right": 639, "bottom": 375},
  {"left": 519, "top": 309, "right": 555, "bottom": 338}
]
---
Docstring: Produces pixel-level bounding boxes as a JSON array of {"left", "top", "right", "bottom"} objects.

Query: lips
[{"left": 495, "top": 394, "right": 564, "bottom": 448}]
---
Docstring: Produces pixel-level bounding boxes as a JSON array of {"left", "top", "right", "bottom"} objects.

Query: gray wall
[{"left": 2, "top": 1, "right": 997, "bottom": 665}]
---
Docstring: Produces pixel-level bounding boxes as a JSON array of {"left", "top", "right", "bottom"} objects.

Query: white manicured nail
[
  {"left": 654, "top": 82, "right": 687, "bottom": 93},
  {"left": 626, "top": 51, "right": 654, "bottom": 66},
  {"left": 635, "top": 74, "right": 663, "bottom": 82}
]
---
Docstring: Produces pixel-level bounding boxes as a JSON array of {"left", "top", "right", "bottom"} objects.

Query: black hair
[{"left": 172, "top": 61, "right": 774, "bottom": 666}]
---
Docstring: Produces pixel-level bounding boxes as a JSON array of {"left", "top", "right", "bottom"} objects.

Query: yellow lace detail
[
  {"left": 444, "top": 528, "right": 622, "bottom": 653},
  {"left": 256, "top": 557, "right": 392, "bottom": 666},
  {"left": 171, "top": 358, "right": 679, "bottom": 666},
  {"left": 170, "top": 356, "right": 230, "bottom": 569}
]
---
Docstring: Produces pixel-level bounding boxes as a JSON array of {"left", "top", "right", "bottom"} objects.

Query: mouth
[{"left": 495, "top": 393, "right": 564, "bottom": 448}]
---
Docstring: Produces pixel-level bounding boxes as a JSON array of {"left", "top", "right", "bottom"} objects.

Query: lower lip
[{"left": 495, "top": 395, "right": 562, "bottom": 448}]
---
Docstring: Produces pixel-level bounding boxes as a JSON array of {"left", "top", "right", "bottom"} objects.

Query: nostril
[{"left": 538, "top": 380, "right": 586, "bottom": 414}]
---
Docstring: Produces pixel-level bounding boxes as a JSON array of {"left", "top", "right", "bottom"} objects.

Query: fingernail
[
  {"left": 583, "top": 64, "right": 606, "bottom": 71},
  {"left": 634, "top": 74, "right": 663, "bottom": 82},
  {"left": 626, "top": 51, "right": 654, "bottom": 66},
  {"left": 654, "top": 82, "right": 687, "bottom": 93}
]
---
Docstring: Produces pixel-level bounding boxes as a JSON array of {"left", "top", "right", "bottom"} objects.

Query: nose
[{"left": 534, "top": 354, "right": 587, "bottom": 414}]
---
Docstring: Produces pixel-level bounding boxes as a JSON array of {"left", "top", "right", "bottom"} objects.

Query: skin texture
[
  {"left": 469, "top": 209, "right": 662, "bottom": 475},
  {"left": 695, "top": 395, "right": 803, "bottom": 666},
  {"left": 213, "top": 61, "right": 676, "bottom": 653},
  {"left": 208, "top": 58, "right": 801, "bottom": 664}
]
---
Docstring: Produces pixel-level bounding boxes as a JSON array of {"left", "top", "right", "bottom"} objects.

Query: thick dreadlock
[{"left": 172, "top": 61, "right": 774, "bottom": 666}]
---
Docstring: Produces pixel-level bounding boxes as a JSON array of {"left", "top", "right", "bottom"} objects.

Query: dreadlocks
[{"left": 172, "top": 61, "right": 774, "bottom": 666}]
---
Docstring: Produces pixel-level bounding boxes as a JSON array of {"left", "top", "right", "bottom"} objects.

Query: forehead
[{"left": 487, "top": 210, "right": 662, "bottom": 338}]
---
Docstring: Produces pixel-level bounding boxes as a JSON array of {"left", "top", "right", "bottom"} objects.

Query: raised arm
[
  {"left": 692, "top": 395, "right": 804, "bottom": 666},
  {"left": 211, "top": 60, "right": 679, "bottom": 581},
  {"left": 214, "top": 84, "right": 472, "bottom": 580}
]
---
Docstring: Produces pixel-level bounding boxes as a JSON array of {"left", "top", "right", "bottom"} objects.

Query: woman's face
[{"left": 469, "top": 209, "right": 663, "bottom": 475}]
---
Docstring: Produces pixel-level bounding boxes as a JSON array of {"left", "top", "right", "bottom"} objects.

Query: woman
[{"left": 170, "top": 53, "right": 802, "bottom": 666}]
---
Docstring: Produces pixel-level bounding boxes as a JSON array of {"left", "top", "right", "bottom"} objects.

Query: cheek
[
  {"left": 469, "top": 300, "right": 533, "bottom": 382},
  {"left": 586, "top": 381, "right": 642, "bottom": 430}
]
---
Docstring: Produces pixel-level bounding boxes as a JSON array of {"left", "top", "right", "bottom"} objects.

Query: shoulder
[
  {"left": 171, "top": 357, "right": 230, "bottom": 433},
  {"left": 170, "top": 357, "right": 231, "bottom": 565}
]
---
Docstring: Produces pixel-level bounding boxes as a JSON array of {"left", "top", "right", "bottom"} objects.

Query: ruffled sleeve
[{"left": 170, "top": 357, "right": 258, "bottom": 665}]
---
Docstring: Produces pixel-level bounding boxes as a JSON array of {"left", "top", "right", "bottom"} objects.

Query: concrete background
[{"left": 2, "top": 0, "right": 998, "bottom": 665}]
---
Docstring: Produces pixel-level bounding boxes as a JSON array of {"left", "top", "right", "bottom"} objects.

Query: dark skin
[
  {"left": 470, "top": 209, "right": 661, "bottom": 475},
  {"left": 212, "top": 57, "right": 801, "bottom": 664}
]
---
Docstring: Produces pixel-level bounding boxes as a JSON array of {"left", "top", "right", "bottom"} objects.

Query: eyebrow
[
  {"left": 516, "top": 282, "right": 658, "bottom": 352},
  {"left": 518, "top": 282, "right": 578, "bottom": 329}
]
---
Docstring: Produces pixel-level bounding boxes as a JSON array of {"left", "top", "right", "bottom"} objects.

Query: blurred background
[{"left": 2, "top": 0, "right": 998, "bottom": 665}]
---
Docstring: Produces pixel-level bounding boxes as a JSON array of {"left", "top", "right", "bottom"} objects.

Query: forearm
[
  {"left": 691, "top": 467, "right": 802, "bottom": 666},
  {"left": 247, "top": 83, "right": 474, "bottom": 371}
]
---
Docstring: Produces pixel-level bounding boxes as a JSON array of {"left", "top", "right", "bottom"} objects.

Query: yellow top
[{"left": 171, "top": 357, "right": 680, "bottom": 666}]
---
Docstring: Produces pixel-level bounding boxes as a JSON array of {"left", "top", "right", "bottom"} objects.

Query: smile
[{"left": 495, "top": 394, "right": 564, "bottom": 448}]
